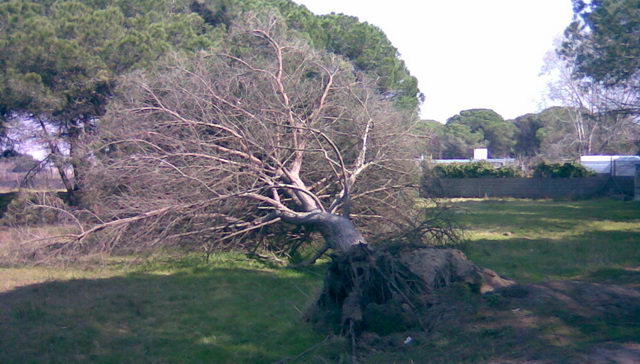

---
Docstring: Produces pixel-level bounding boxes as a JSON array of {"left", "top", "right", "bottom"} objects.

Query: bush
[
  {"left": 426, "top": 161, "right": 523, "bottom": 178},
  {"left": 0, "top": 192, "right": 69, "bottom": 226},
  {"left": 533, "top": 162, "right": 595, "bottom": 178}
]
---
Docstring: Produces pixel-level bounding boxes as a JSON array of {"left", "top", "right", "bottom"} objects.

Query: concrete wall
[{"left": 423, "top": 176, "right": 634, "bottom": 199}]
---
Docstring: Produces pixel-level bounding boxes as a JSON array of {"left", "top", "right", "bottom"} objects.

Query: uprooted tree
[
  {"left": 45, "top": 15, "right": 512, "bottom": 343},
  {"left": 73, "top": 15, "right": 444, "bottom": 257}
]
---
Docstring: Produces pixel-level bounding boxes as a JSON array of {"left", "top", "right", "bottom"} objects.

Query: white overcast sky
[{"left": 294, "top": 0, "right": 574, "bottom": 122}]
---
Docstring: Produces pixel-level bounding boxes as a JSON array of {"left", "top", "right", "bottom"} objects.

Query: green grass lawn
[
  {"left": 456, "top": 198, "right": 640, "bottom": 283},
  {"left": 0, "top": 198, "right": 638, "bottom": 363},
  {"left": 0, "top": 254, "right": 347, "bottom": 363}
]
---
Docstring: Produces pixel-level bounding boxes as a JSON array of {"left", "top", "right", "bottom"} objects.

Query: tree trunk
[
  {"left": 67, "top": 131, "right": 89, "bottom": 206},
  {"left": 312, "top": 213, "right": 367, "bottom": 253},
  {"left": 36, "top": 119, "right": 77, "bottom": 201},
  {"left": 281, "top": 211, "right": 366, "bottom": 254}
]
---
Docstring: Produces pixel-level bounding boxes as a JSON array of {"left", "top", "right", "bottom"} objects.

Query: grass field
[
  {"left": 0, "top": 254, "right": 350, "bottom": 363},
  {"left": 457, "top": 198, "right": 640, "bottom": 283},
  {"left": 0, "top": 198, "right": 638, "bottom": 363}
]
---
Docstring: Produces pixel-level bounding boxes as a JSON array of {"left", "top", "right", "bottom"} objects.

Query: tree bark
[
  {"left": 37, "top": 119, "right": 75, "bottom": 195},
  {"left": 281, "top": 211, "right": 367, "bottom": 254},
  {"left": 67, "top": 130, "right": 89, "bottom": 206}
]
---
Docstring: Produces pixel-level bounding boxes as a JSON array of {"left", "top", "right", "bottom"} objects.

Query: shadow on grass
[
  {"left": 0, "top": 265, "right": 345, "bottom": 364},
  {"left": 587, "top": 267, "right": 640, "bottom": 285}
]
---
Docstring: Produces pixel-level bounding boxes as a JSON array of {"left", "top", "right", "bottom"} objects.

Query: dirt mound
[
  {"left": 504, "top": 280, "right": 640, "bottom": 320},
  {"left": 307, "top": 245, "right": 514, "bottom": 336},
  {"left": 488, "top": 281, "right": 640, "bottom": 363},
  {"left": 399, "top": 248, "right": 515, "bottom": 294},
  {"left": 359, "top": 278, "right": 640, "bottom": 363}
]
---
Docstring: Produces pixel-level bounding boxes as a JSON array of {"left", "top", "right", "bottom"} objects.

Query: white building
[{"left": 428, "top": 148, "right": 516, "bottom": 167}]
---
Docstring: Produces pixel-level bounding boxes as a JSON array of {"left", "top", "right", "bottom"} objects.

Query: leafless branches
[{"left": 41, "top": 16, "right": 437, "bottom": 258}]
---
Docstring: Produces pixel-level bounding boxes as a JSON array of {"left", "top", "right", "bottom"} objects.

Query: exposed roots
[{"left": 308, "top": 243, "right": 515, "bottom": 345}]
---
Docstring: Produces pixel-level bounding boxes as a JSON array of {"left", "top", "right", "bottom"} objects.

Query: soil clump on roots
[{"left": 307, "top": 243, "right": 515, "bottom": 338}]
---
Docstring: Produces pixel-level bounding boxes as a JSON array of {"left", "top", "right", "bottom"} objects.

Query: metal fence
[
  {"left": 422, "top": 176, "right": 634, "bottom": 199},
  {"left": 580, "top": 156, "right": 640, "bottom": 177}
]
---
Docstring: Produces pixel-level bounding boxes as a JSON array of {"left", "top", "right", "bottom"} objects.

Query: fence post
[{"left": 635, "top": 164, "right": 640, "bottom": 201}]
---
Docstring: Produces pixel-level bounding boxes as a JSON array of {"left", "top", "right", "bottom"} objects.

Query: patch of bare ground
[
  {"left": 494, "top": 281, "right": 640, "bottom": 363},
  {"left": 362, "top": 277, "right": 640, "bottom": 363}
]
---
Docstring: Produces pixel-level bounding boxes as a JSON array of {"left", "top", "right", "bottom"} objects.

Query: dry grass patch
[{"left": 0, "top": 225, "right": 78, "bottom": 265}]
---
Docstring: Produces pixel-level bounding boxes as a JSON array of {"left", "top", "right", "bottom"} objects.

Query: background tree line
[
  {"left": 0, "top": 0, "right": 638, "bottom": 204},
  {"left": 417, "top": 105, "right": 639, "bottom": 161}
]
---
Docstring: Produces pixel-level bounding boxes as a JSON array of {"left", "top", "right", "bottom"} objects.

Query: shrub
[
  {"left": 533, "top": 162, "right": 595, "bottom": 178},
  {"left": 0, "top": 192, "right": 69, "bottom": 226},
  {"left": 427, "top": 161, "right": 523, "bottom": 178}
]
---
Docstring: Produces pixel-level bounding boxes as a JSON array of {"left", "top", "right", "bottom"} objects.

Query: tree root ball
[{"left": 307, "top": 244, "right": 514, "bottom": 336}]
